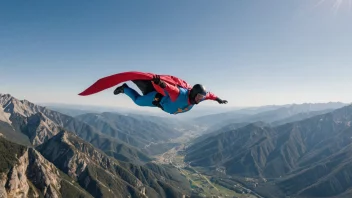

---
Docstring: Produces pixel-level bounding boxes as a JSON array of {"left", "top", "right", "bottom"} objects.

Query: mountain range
[
  {"left": 3, "top": 91, "right": 352, "bottom": 198},
  {"left": 190, "top": 103, "right": 345, "bottom": 147},
  {"left": 194, "top": 102, "right": 347, "bottom": 128},
  {"left": 185, "top": 104, "right": 352, "bottom": 198},
  {"left": 0, "top": 93, "right": 196, "bottom": 160},
  {"left": 0, "top": 93, "right": 194, "bottom": 197}
]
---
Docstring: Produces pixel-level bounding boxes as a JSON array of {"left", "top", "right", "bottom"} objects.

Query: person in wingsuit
[{"left": 79, "top": 71, "right": 228, "bottom": 115}]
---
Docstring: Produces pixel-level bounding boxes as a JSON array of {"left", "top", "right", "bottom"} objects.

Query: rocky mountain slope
[
  {"left": 185, "top": 104, "right": 352, "bottom": 197},
  {"left": 36, "top": 130, "right": 191, "bottom": 198},
  {"left": 0, "top": 93, "right": 151, "bottom": 164},
  {"left": 0, "top": 136, "right": 93, "bottom": 198}
]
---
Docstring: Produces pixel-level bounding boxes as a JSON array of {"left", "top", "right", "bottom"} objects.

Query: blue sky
[{"left": 1, "top": 0, "right": 352, "bottom": 110}]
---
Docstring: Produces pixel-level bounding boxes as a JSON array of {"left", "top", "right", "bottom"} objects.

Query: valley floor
[{"left": 153, "top": 132, "right": 260, "bottom": 198}]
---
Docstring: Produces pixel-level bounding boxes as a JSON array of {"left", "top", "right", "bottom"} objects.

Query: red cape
[{"left": 78, "top": 71, "right": 193, "bottom": 96}]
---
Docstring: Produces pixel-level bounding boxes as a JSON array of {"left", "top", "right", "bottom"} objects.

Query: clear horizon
[{"left": 1, "top": 0, "right": 352, "bottom": 110}]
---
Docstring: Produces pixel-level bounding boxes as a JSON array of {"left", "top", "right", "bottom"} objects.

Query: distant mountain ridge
[
  {"left": 193, "top": 108, "right": 339, "bottom": 146},
  {"left": 75, "top": 112, "right": 181, "bottom": 149},
  {"left": 194, "top": 102, "right": 347, "bottom": 127}
]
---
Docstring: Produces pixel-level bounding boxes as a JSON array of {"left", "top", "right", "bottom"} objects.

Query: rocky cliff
[{"left": 0, "top": 136, "right": 92, "bottom": 198}]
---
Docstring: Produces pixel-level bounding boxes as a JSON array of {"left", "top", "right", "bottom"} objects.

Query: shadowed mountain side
[{"left": 185, "top": 105, "right": 352, "bottom": 197}]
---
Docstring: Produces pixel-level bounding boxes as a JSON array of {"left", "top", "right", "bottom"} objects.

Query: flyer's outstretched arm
[{"left": 204, "top": 91, "right": 228, "bottom": 104}]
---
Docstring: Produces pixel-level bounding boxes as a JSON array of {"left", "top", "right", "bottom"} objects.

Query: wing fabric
[{"left": 78, "top": 71, "right": 192, "bottom": 96}]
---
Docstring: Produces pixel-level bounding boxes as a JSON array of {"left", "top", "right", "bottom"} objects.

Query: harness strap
[{"left": 152, "top": 92, "right": 164, "bottom": 110}]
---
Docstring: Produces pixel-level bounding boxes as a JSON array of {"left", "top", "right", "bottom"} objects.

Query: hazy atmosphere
[
  {"left": 1, "top": 0, "right": 351, "bottom": 109},
  {"left": 2, "top": 1, "right": 352, "bottom": 198}
]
